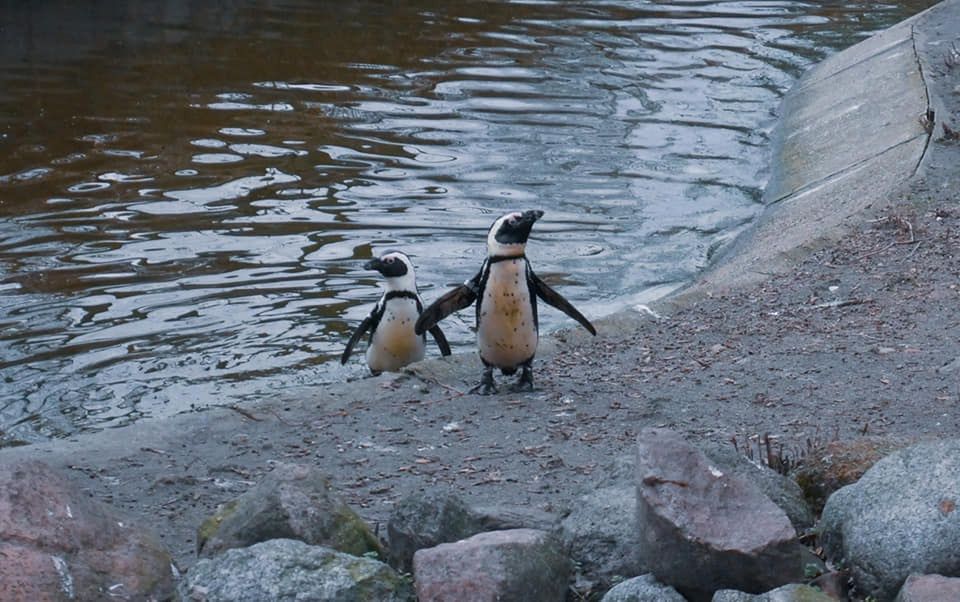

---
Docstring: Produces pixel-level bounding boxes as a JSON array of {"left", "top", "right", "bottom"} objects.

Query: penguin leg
[
  {"left": 510, "top": 360, "right": 534, "bottom": 392},
  {"left": 469, "top": 362, "right": 497, "bottom": 395}
]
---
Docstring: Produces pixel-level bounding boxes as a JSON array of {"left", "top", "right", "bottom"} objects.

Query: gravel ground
[
  {"left": 552, "top": 201, "right": 960, "bottom": 447},
  {"left": 10, "top": 160, "right": 955, "bottom": 572}
]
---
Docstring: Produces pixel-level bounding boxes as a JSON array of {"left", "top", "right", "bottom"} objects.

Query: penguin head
[
  {"left": 365, "top": 250, "right": 417, "bottom": 291},
  {"left": 486, "top": 210, "right": 543, "bottom": 256}
]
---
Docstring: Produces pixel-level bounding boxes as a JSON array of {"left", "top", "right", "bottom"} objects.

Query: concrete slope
[{"left": 672, "top": 0, "right": 954, "bottom": 302}]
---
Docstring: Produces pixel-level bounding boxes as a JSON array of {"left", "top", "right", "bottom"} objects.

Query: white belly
[
  {"left": 477, "top": 260, "right": 537, "bottom": 369},
  {"left": 367, "top": 298, "right": 426, "bottom": 373}
]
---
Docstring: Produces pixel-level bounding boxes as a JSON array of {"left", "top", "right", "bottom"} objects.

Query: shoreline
[{"left": 2, "top": 0, "right": 958, "bottom": 573}]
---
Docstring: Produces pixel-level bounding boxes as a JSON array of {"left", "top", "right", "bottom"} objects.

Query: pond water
[{"left": 0, "top": 0, "right": 938, "bottom": 442}]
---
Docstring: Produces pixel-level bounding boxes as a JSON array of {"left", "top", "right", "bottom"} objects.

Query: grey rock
[
  {"left": 561, "top": 482, "right": 643, "bottom": 592},
  {"left": 600, "top": 453, "right": 639, "bottom": 484},
  {"left": 386, "top": 491, "right": 561, "bottom": 573},
  {"left": 712, "top": 592, "right": 756, "bottom": 602},
  {"left": 473, "top": 503, "right": 561, "bottom": 533},
  {"left": 710, "top": 589, "right": 757, "bottom": 602},
  {"left": 197, "top": 463, "right": 381, "bottom": 559},
  {"left": 413, "top": 528, "right": 569, "bottom": 602},
  {"left": 387, "top": 490, "right": 484, "bottom": 572},
  {"left": 181, "top": 538, "right": 412, "bottom": 602},
  {"left": 821, "top": 439, "right": 960, "bottom": 601},
  {"left": 601, "top": 574, "right": 686, "bottom": 602},
  {"left": 635, "top": 429, "right": 819, "bottom": 602},
  {"left": 712, "top": 583, "right": 834, "bottom": 601},
  {"left": 0, "top": 459, "right": 176, "bottom": 602},
  {"left": 895, "top": 573, "right": 960, "bottom": 602}
]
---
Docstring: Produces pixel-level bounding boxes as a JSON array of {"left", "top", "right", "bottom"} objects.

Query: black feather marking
[
  {"left": 488, "top": 253, "right": 525, "bottom": 264},
  {"left": 429, "top": 325, "right": 452, "bottom": 356},
  {"left": 473, "top": 259, "right": 491, "bottom": 326},
  {"left": 341, "top": 301, "right": 385, "bottom": 364},
  {"left": 384, "top": 290, "right": 420, "bottom": 303},
  {"left": 525, "top": 259, "right": 540, "bottom": 332}
]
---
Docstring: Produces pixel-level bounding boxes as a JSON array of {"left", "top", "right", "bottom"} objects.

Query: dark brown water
[{"left": 0, "top": 0, "right": 938, "bottom": 442}]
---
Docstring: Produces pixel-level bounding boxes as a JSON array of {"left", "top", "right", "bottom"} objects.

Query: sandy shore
[{"left": 2, "top": 0, "right": 958, "bottom": 572}]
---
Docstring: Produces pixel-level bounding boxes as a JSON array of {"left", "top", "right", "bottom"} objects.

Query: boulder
[
  {"left": 821, "top": 439, "right": 960, "bottom": 601},
  {"left": 895, "top": 574, "right": 960, "bottom": 602},
  {"left": 387, "top": 490, "right": 484, "bottom": 572},
  {"left": 197, "top": 463, "right": 381, "bottom": 558},
  {"left": 562, "top": 447, "right": 813, "bottom": 595},
  {"left": 702, "top": 443, "right": 814, "bottom": 532},
  {"left": 634, "top": 429, "right": 819, "bottom": 601},
  {"left": 181, "top": 538, "right": 412, "bottom": 602},
  {"left": 561, "top": 482, "right": 642, "bottom": 592},
  {"left": 0, "top": 459, "right": 175, "bottom": 601},
  {"left": 413, "top": 528, "right": 569, "bottom": 602},
  {"left": 387, "top": 491, "right": 562, "bottom": 573},
  {"left": 711, "top": 583, "right": 835, "bottom": 601},
  {"left": 601, "top": 574, "right": 686, "bottom": 601}
]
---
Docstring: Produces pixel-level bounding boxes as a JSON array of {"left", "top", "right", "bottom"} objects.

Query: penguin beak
[{"left": 364, "top": 258, "right": 382, "bottom": 272}]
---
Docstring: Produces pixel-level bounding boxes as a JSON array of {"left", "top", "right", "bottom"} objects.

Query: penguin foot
[
  {"left": 470, "top": 366, "right": 497, "bottom": 395},
  {"left": 508, "top": 363, "right": 534, "bottom": 392},
  {"left": 470, "top": 381, "right": 498, "bottom": 395}
]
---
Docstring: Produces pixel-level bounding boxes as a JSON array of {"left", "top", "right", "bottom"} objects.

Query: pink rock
[
  {"left": 0, "top": 460, "right": 175, "bottom": 601},
  {"left": 0, "top": 543, "right": 70, "bottom": 601},
  {"left": 896, "top": 574, "right": 960, "bottom": 602},
  {"left": 634, "top": 429, "right": 818, "bottom": 601},
  {"left": 413, "top": 528, "right": 569, "bottom": 602}
]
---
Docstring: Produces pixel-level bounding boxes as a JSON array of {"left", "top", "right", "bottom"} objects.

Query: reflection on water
[{"left": 0, "top": 0, "right": 938, "bottom": 441}]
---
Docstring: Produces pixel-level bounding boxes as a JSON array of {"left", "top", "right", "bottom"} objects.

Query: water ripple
[{"left": 0, "top": 0, "right": 938, "bottom": 441}]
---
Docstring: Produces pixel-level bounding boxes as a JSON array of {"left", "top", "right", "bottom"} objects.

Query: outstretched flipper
[
  {"left": 415, "top": 274, "right": 481, "bottom": 335},
  {"left": 340, "top": 313, "right": 377, "bottom": 364},
  {"left": 429, "top": 325, "right": 452, "bottom": 356},
  {"left": 529, "top": 270, "right": 597, "bottom": 335}
]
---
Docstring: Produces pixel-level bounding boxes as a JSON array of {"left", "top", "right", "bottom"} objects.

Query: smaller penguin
[
  {"left": 341, "top": 250, "right": 451, "bottom": 374},
  {"left": 415, "top": 210, "right": 596, "bottom": 394}
]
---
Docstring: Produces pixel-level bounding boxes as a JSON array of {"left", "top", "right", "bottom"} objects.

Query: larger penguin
[
  {"left": 341, "top": 250, "right": 451, "bottom": 374},
  {"left": 415, "top": 210, "right": 596, "bottom": 394}
]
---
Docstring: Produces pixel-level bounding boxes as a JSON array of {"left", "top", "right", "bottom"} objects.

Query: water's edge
[{"left": 2, "top": 0, "right": 938, "bottom": 441}]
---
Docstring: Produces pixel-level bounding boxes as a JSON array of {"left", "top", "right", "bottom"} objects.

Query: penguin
[
  {"left": 415, "top": 210, "right": 596, "bottom": 394},
  {"left": 341, "top": 250, "right": 451, "bottom": 374}
]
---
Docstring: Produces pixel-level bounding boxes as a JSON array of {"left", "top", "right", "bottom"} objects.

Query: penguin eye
[
  {"left": 384, "top": 257, "right": 394, "bottom": 264},
  {"left": 507, "top": 216, "right": 518, "bottom": 226}
]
